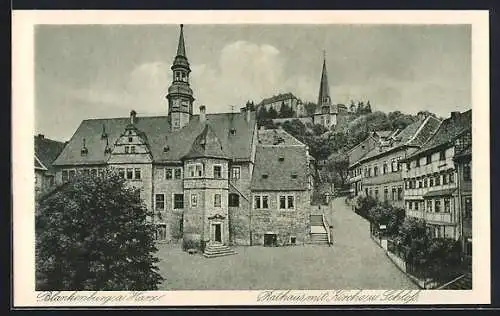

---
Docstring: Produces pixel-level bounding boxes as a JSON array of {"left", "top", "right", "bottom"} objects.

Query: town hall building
[{"left": 51, "top": 25, "right": 324, "bottom": 255}]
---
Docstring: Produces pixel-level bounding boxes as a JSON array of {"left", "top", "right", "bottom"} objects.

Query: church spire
[
  {"left": 317, "top": 51, "right": 331, "bottom": 106},
  {"left": 176, "top": 24, "right": 186, "bottom": 57}
]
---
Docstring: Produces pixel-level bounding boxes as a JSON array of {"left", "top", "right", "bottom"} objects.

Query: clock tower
[{"left": 167, "top": 24, "right": 194, "bottom": 131}]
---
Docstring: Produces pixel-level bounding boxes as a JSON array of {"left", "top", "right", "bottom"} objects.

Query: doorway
[
  {"left": 213, "top": 223, "right": 222, "bottom": 243},
  {"left": 264, "top": 233, "right": 277, "bottom": 247}
]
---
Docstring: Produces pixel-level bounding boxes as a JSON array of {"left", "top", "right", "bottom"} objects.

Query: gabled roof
[
  {"left": 258, "top": 93, "right": 299, "bottom": 106},
  {"left": 257, "top": 128, "right": 305, "bottom": 146},
  {"left": 406, "top": 110, "right": 472, "bottom": 159},
  {"left": 53, "top": 112, "right": 256, "bottom": 166},
  {"left": 358, "top": 115, "right": 442, "bottom": 163},
  {"left": 183, "top": 124, "right": 229, "bottom": 160},
  {"left": 34, "top": 135, "right": 66, "bottom": 172},
  {"left": 251, "top": 146, "right": 309, "bottom": 191}
]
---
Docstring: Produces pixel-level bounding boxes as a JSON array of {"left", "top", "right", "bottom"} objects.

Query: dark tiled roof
[
  {"left": 258, "top": 93, "right": 298, "bottom": 105},
  {"left": 183, "top": 124, "right": 229, "bottom": 160},
  {"left": 359, "top": 116, "right": 441, "bottom": 163},
  {"left": 407, "top": 110, "right": 472, "bottom": 159},
  {"left": 251, "top": 146, "right": 309, "bottom": 191},
  {"left": 34, "top": 136, "right": 66, "bottom": 172},
  {"left": 257, "top": 129, "right": 305, "bottom": 146},
  {"left": 53, "top": 112, "right": 256, "bottom": 166}
]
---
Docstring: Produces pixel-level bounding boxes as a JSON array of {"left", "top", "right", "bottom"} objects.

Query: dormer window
[
  {"left": 262, "top": 174, "right": 268, "bottom": 179},
  {"left": 130, "top": 146, "right": 136, "bottom": 153},
  {"left": 230, "top": 128, "right": 236, "bottom": 136},
  {"left": 125, "top": 146, "right": 130, "bottom": 153},
  {"left": 291, "top": 174, "right": 298, "bottom": 179},
  {"left": 128, "top": 137, "right": 133, "bottom": 142},
  {"left": 81, "top": 138, "right": 88, "bottom": 156},
  {"left": 279, "top": 157, "right": 285, "bottom": 162},
  {"left": 163, "top": 146, "right": 170, "bottom": 152}
]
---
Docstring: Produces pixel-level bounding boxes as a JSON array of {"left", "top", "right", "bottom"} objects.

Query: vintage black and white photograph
[{"left": 13, "top": 10, "right": 490, "bottom": 306}]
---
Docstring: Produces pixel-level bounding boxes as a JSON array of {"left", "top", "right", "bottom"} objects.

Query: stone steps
[
  {"left": 203, "top": 243, "right": 237, "bottom": 258},
  {"left": 310, "top": 215, "right": 324, "bottom": 226},
  {"left": 310, "top": 233, "right": 329, "bottom": 244}
]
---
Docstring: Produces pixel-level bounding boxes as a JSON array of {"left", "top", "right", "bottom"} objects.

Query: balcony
[
  {"left": 425, "top": 211, "right": 453, "bottom": 224},
  {"left": 406, "top": 209, "right": 424, "bottom": 219}
]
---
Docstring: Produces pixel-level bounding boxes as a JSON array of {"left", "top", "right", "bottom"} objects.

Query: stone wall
[{"left": 250, "top": 190, "right": 311, "bottom": 246}]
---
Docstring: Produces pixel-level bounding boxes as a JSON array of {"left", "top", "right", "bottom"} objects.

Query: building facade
[
  {"left": 402, "top": 110, "right": 472, "bottom": 243},
  {"left": 34, "top": 134, "right": 66, "bottom": 198},
  {"left": 356, "top": 116, "right": 442, "bottom": 208},
  {"left": 346, "top": 134, "right": 379, "bottom": 196},
  {"left": 51, "top": 25, "right": 317, "bottom": 250},
  {"left": 257, "top": 93, "right": 305, "bottom": 118}
]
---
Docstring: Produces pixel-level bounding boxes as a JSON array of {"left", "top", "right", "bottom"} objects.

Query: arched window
[{"left": 229, "top": 193, "right": 240, "bottom": 207}]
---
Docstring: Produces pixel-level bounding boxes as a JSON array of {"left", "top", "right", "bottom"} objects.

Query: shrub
[{"left": 354, "top": 195, "right": 377, "bottom": 220}]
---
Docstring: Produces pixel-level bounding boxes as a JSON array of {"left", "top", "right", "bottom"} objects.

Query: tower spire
[
  {"left": 318, "top": 50, "right": 331, "bottom": 106},
  {"left": 176, "top": 24, "right": 186, "bottom": 57}
]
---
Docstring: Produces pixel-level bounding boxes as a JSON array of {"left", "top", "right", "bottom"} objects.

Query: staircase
[
  {"left": 203, "top": 243, "right": 237, "bottom": 258},
  {"left": 310, "top": 214, "right": 329, "bottom": 245},
  {"left": 437, "top": 273, "right": 472, "bottom": 290}
]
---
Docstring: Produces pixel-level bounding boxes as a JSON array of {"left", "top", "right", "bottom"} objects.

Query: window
[
  {"left": 427, "top": 200, "right": 433, "bottom": 212},
  {"left": 391, "top": 159, "right": 397, "bottom": 172},
  {"left": 423, "top": 178, "right": 428, "bottom": 188},
  {"left": 187, "top": 164, "right": 203, "bottom": 178},
  {"left": 134, "top": 168, "right": 141, "bottom": 179},
  {"left": 449, "top": 173, "right": 455, "bottom": 183},
  {"left": 287, "top": 196, "right": 294, "bottom": 209},
  {"left": 409, "top": 201, "right": 413, "bottom": 210},
  {"left": 128, "top": 137, "right": 133, "bottom": 142},
  {"left": 435, "top": 200, "right": 441, "bottom": 212},
  {"left": 166, "top": 168, "right": 173, "bottom": 179},
  {"left": 429, "top": 178, "right": 434, "bottom": 187},
  {"left": 464, "top": 162, "right": 471, "bottom": 181},
  {"left": 118, "top": 168, "right": 125, "bottom": 179},
  {"left": 191, "top": 194, "right": 197, "bottom": 208},
  {"left": 229, "top": 193, "right": 240, "bottom": 207},
  {"left": 406, "top": 162, "right": 411, "bottom": 171},
  {"left": 384, "top": 187, "right": 388, "bottom": 201},
  {"left": 426, "top": 155, "right": 432, "bottom": 164},
  {"left": 254, "top": 195, "right": 269, "bottom": 209},
  {"left": 231, "top": 166, "right": 241, "bottom": 179},
  {"left": 439, "top": 150, "right": 446, "bottom": 161},
  {"left": 374, "top": 166, "right": 378, "bottom": 176},
  {"left": 213, "top": 165, "right": 222, "bottom": 179},
  {"left": 83, "top": 169, "right": 90, "bottom": 176},
  {"left": 69, "top": 170, "right": 76, "bottom": 180},
  {"left": 290, "top": 236, "right": 297, "bottom": 245},
  {"left": 392, "top": 188, "right": 397, "bottom": 201},
  {"left": 435, "top": 175, "right": 441, "bottom": 186},
  {"left": 397, "top": 157, "right": 402, "bottom": 171},
  {"left": 126, "top": 168, "right": 134, "bottom": 179},
  {"left": 174, "top": 168, "right": 182, "bottom": 179},
  {"left": 62, "top": 170, "right": 69, "bottom": 182},
  {"left": 418, "top": 180, "right": 422, "bottom": 188},
  {"left": 214, "top": 194, "right": 222, "bottom": 207},
  {"left": 444, "top": 198, "right": 450, "bottom": 213},
  {"left": 415, "top": 201, "right": 419, "bottom": 210},
  {"left": 130, "top": 146, "right": 136, "bottom": 153},
  {"left": 374, "top": 189, "right": 379, "bottom": 200},
  {"left": 279, "top": 196, "right": 286, "bottom": 209},
  {"left": 383, "top": 162, "right": 388, "bottom": 174},
  {"left": 125, "top": 146, "right": 130, "bottom": 153},
  {"left": 415, "top": 159, "right": 420, "bottom": 167},
  {"left": 155, "top": 194, "right": 165, "bottom": 210},
  {"left": 405, "top": 181, "right": 409, "bottom": 190},
  {"left": 173, "top": 194, "right": 184, "bottom": 209},
  {"left": 398, "top": 187, "right": 403, "bottom": 200},
  {"left": 90, "top": 169, "right": 97, "bottom": 177},
  {"left": 443, "top": 173, "right": 448, "bottom": 185}
]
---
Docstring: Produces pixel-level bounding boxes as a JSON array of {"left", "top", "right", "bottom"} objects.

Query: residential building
[
  {"left": 34, "top": 134, "right": 66, "bottom": 198},
  {"left": 346, "top": 133, "right": 379, "bottom": 196},
  {"left": 358, "top": 115, "right": 442, "bottom": 208},
  {"left": 402, "top": 110, "right": 471, "bottom": 242},
  {"left": 51, "top": 24, "right": 316, "bottom": 250}
]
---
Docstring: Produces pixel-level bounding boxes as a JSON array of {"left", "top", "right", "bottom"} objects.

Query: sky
[{"left": 35, "top": 24, "right": 471, "bottom": 141}]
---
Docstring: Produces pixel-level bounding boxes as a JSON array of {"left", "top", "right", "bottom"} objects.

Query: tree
[
  {"left": 257, "top": 106, "right": 269, "bottom": 122},
  {"left": 304, "top": 102, "right": 317, "bottom": 116},
  {"left": 281, "top": 119, "right": 308, "bottom": 142},
  {"left": 388, "top": 111, "right": 416, "bottom": 130},
  {"left": 279, "top": 101, "right": 294, "bottom": 118},
  {"left": 312, "top": 124, "right": 328, "bottom": 136},
  {"left": 268, "top": 107, "right": 278, "bottom": 119},
  {"left": 425, "top": 238, "right": 462, "bottom": 283},
  {"left": 349, "top": 100, "right": 356, "bottom": 113},
  {"left": 324, "top": 152, "right": 349, "bottom": 189},
  {"left": 36, "top": 170, "right": 163, "bottom": 290},
  {"left": 365, "top": 101, "right": 372, "bottom": 113}
]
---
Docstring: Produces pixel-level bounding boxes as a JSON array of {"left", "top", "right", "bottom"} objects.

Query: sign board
[{"left": 379, "top": 225, "right": 387, "bottom": 230}]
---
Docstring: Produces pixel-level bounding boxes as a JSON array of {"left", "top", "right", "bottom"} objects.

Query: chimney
[
  {"left": 37, "top": 134, "right": 44, "bottom": 139},
  {"left": 450, "top": 111, "right": 460, "bottom": 120},
  {"left": 130, "top": 110, "right": 137, "bottom": 124},
  {"left": 199, "top": 105, "right": 206, "bottom": 123}
]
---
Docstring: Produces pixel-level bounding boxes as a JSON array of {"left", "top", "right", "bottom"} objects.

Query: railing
[
  {"left": 406, "top": 209, "right": 424, "bottom": 219},
  {"left": 322, "top": 214, "right": 332, "bottom": 245},
  {"left": 425, "top": 211, "right": 453, "bottom": 223}
]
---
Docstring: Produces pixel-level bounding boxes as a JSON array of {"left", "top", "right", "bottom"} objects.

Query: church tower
[
  {"left": 167, "top": 24, "right": 195, "bottom": 131},
  {"left": 317, "top": 51, "right": 331, "bottom": 107}
]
